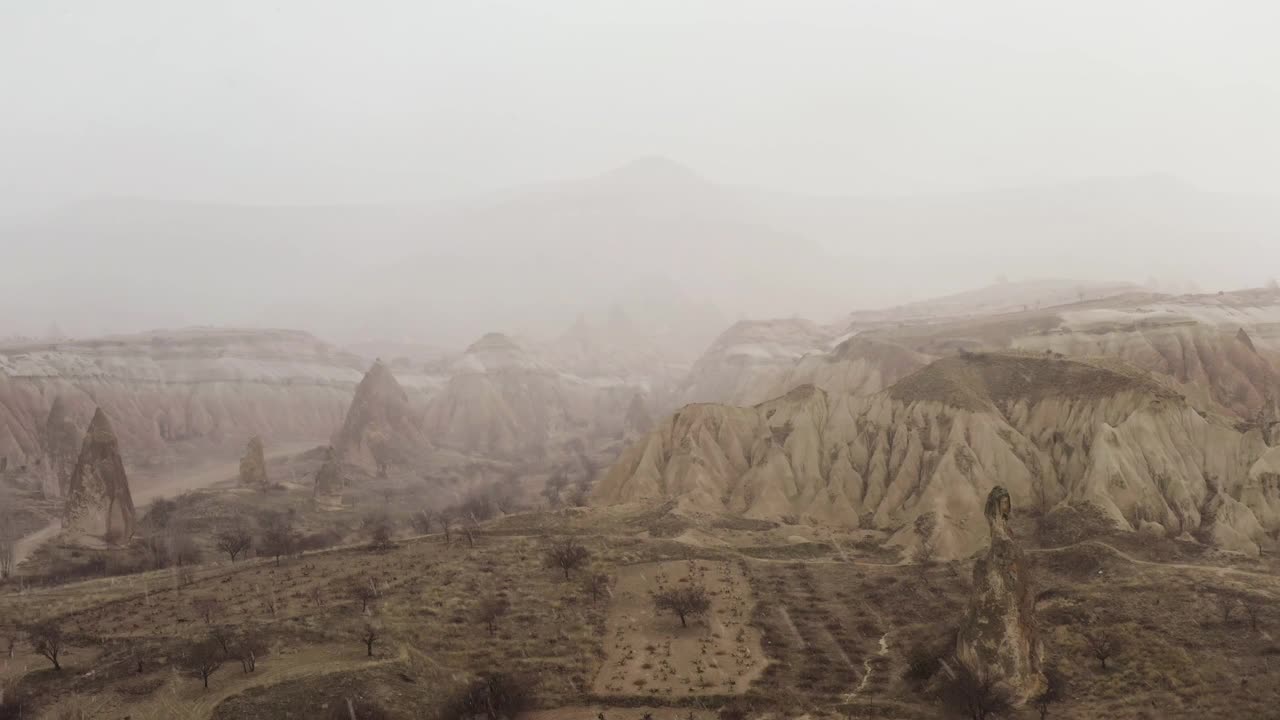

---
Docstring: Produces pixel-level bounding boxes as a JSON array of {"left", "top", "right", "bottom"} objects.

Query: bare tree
[
  {"left": 362, "top": 512, "right": 395, "bottom": 551},
  {"left": 439, "top": 509, "right": 454, "bottom": 545},
  {"left": 441, "top": 673, "right": 533, "bottom": 720},
  {"left": 180, "top": 638, "right": 224, "bottom": 689},
  {"left": 938, "top": 660, "right": 1014, "bottom": 720},
  {"left": 193, "top": 597, "right": 222, "bottom": 624},
  {"left": 1033, "top": 666, "right": 1064, "bottom": 719},
  {"left": 348, "top": 576, "right": 379, "bottom": 614},
  {"left": 408, "top": 509, "right": 433, "bottom": 535},
  {"left": 652, "top": 585, "right": 711, "bottom": 628},
  {"left": 215, "top": 525, "right": 253, "bottom": 562},
  {"left": 1241, "top": 594, "right": 1263, "bottom": 632},
  {"left": 474, "top": 596, "right": 510, "bottom": 637},
  {"left": 0, "top": 515, "right": 16, "bottom": 579},
  {"left": 360, "top": 619, "right": 380, "bottom": 657},
  {"left": 27, "top": 621, "right": 65, "bottom": 671},
  {"left": 544, "top": 537, "right": 591, "bottom": 581},
  {"left": 233, "top": 634, "right": 268, "bottom": 673},
  {"left": 209, "top": 625, "right": 235, "bottom": 656},
  {"left": 1213, "top": 591, "right": 1239, "bottom": 625},
  {"left": 581, "top": 571, "right": 612, "bottom": 604},
  {"left": 1, "top": 614, "right": 21, "bottom": 659},
  {"left": 260, "top": 513, "right": 299, "bottom": 566},
  {"left": 1080, "top": 628, "right": 1119, "bottom": 671}
]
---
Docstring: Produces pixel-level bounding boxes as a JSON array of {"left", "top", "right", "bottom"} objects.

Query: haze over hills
[{"left": 4, "top": 160, "right": 1278, "bottom": 349}]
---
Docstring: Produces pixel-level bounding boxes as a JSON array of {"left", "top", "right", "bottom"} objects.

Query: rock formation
[
  {"left": 0, "top": 328, "right": 379, "bottom": 469},
  {"left": 622, "top": 393, "right": 653, "bottom": 438},
  {"left": 421, "top": 333, "right": 640, "bottom": 458},
  {"left": 239, "top": 436, "right": 269, "bottom": 489},
  {"left": 313, "top": 446, "right": 344, "bottom": 498},
  {"left": 955, "top": 487, "right": 1046, "bottom": 706},
  {"left": 596, "top": 352, "right": 1277, "bottom": 558},
  {"left": 64, "top": 408, "right": 137, "bottom": 543},
  {"left": 42, "top": 396, "right": 81, "bottom": 498},
  {"left": 333, "top": 360, "right": 424, "bottom": 475}
]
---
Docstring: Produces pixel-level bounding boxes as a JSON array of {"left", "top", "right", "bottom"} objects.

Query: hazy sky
[{"left": 4, "top": 0, "right": 1280, "bottom": 209}]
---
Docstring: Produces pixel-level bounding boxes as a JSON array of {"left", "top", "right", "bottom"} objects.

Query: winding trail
[
  {"left": 1028, "top": 539, "right": 1280, "bottom": 582},
  {"left": 845, "top": 631, "right": 891, "bottom": 702}
]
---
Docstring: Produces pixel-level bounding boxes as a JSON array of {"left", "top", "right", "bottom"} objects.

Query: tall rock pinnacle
[
  {"left": 954, "top": 486, "right": 1046, "bottom": 705},
  {"left": 64, "top": 408, "right": 137, "bottom": 543}
]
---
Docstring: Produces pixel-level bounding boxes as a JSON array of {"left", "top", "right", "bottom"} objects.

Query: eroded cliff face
[
  {"left": 955, "top": 487, "right": 1045, "bottom": 706},
  {"left": 596, "top": 352, "right": 1277, "bottom": 559},
  {"left": 64, "top": 408, "right": 136, "bottom": 543},
  {"left": 41, "top": 395, "right": 81, "bottom": 497},
  {"left": 0, "top": 329, "right": 378, "bottom": 469},
  {"left": 239, "top": 436, "right": 269, "bottom": 489}
]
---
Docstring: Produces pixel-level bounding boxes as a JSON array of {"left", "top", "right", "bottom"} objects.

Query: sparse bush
[
  {"left": 544, "top": 537, "right": 590, "bottom": 581},
  {"left": 652, "top": 585, "right": 711, "bottom": 628},
  {"left": 474, "top": 596, "right": 510, "bottom": 636},
  {"left": 193, "top": 597, "right": 222, "bottom": 624}
]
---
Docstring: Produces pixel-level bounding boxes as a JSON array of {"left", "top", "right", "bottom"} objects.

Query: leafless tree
[
  {"left": 1079, "top": 628, "right": 1119, "bottom": 671},
  {"left": 408, "top": 509, "right": 433, "bottom": 535},
  {"left": 581, "top": 571, "right": 612, "bottom": 603},
  {"left": 362, "top": 512, "right": 395, "bottom": 551},
  {"left": 1213, "top": 591, "right": 1239, "bottom": 625},
  {"left": 938, "top": 660, "right": 1014, "bottom": 720},
  {"left": 233, "top": 635, "right": 268, "bottom": 672},
  {"left": 1241, "top": 594, "right": 1263, "bottom": 632},
  {"left": 439, "top": 509, "right": 454, "bottom": 545},
  {"left": 1, "top": 615, "right": 20, "bottom": 659},
  {"left": 260, "top": 513, "right": 299, "bottom": 566},
  {"left": 348, "top": 576, "right": 379, "bottom": 614},
  {"left": 215, "top": 525, "right": 253, "bottom": 562},
  {"left": 544, "top": 537, "right": 591, "bottom": 581},
  {"left": 1033, "top": 666, "right": 1064, "bottom": 719},
  {"left": 193, "top": 597, "right": 222, "bottom": 624},
  {"left": 208, "top": 625, "right": 235, "bottom": 656},
  {"left": 441, "top": 672, "right": 533, "bottom": 720},
  {"left": 652, "top": 585, "right": 711, "bottom": 628},
  {"left": 180, "top": 638, "right": 224, "bottom": 689},
  {"left": 360, "top": 619, "right": 380, "bottom": 657},
  {"left": 0, "top": 515, "right": 16, "bottom": 579},
  {"left": 28, "top": 621, "right": 65, "bottom": 671},
  {"left": 474, "top": 596, "right": 510, "bottom": 637}
]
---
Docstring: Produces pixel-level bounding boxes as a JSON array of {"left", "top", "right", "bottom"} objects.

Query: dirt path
[
  {"left": 844, "top": 631, "right": 890, "bottom": 702},
  {"left": 1029, "top": 540, "right": 1280, "bottom": 582},
  {"left": 10, "top": 441, "right": 318, "bottom": 569}
]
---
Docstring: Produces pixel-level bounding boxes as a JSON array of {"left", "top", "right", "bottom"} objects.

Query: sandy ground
[
  {"left": 593, "top": 559, "right": 765, "bottom": 699},
  {"left": 10, "top": 441, "right": 319, "bottom": 568}
]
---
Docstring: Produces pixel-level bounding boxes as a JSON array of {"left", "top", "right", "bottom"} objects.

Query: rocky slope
[
  {"left": 421, "top": 333, "right": 644, "bottom": 459},
  {"left": 596, "top": 352, "right": 1276, "bottom": 558},
  {"left": 0, "top": 329, "right": 383, "bottom": 469},
  {"left": 64, "top": 408, "right": 137, "bottom": 542}
]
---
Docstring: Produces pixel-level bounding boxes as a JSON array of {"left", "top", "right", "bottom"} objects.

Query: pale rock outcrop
[
  {"left": 64, "top": 408, "right": 137, "bottom": 543},
  {"left": 239, "top": 436, "right": 269, "bottom": 489},
  {"left": 313, "top": 446, "right": 344, "bottom": 498},
  {"left": 955, "top": 487, "right": 1046, "bottom": 706},
  {"left": 41, "top": 395, "right": 81, "bottom": 498},
  {"left": 333, "top": 361, "right": 424, "bottom": 476},
  {"left": 597, "top": 352, "right": 1277, "bottom": 559}
]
